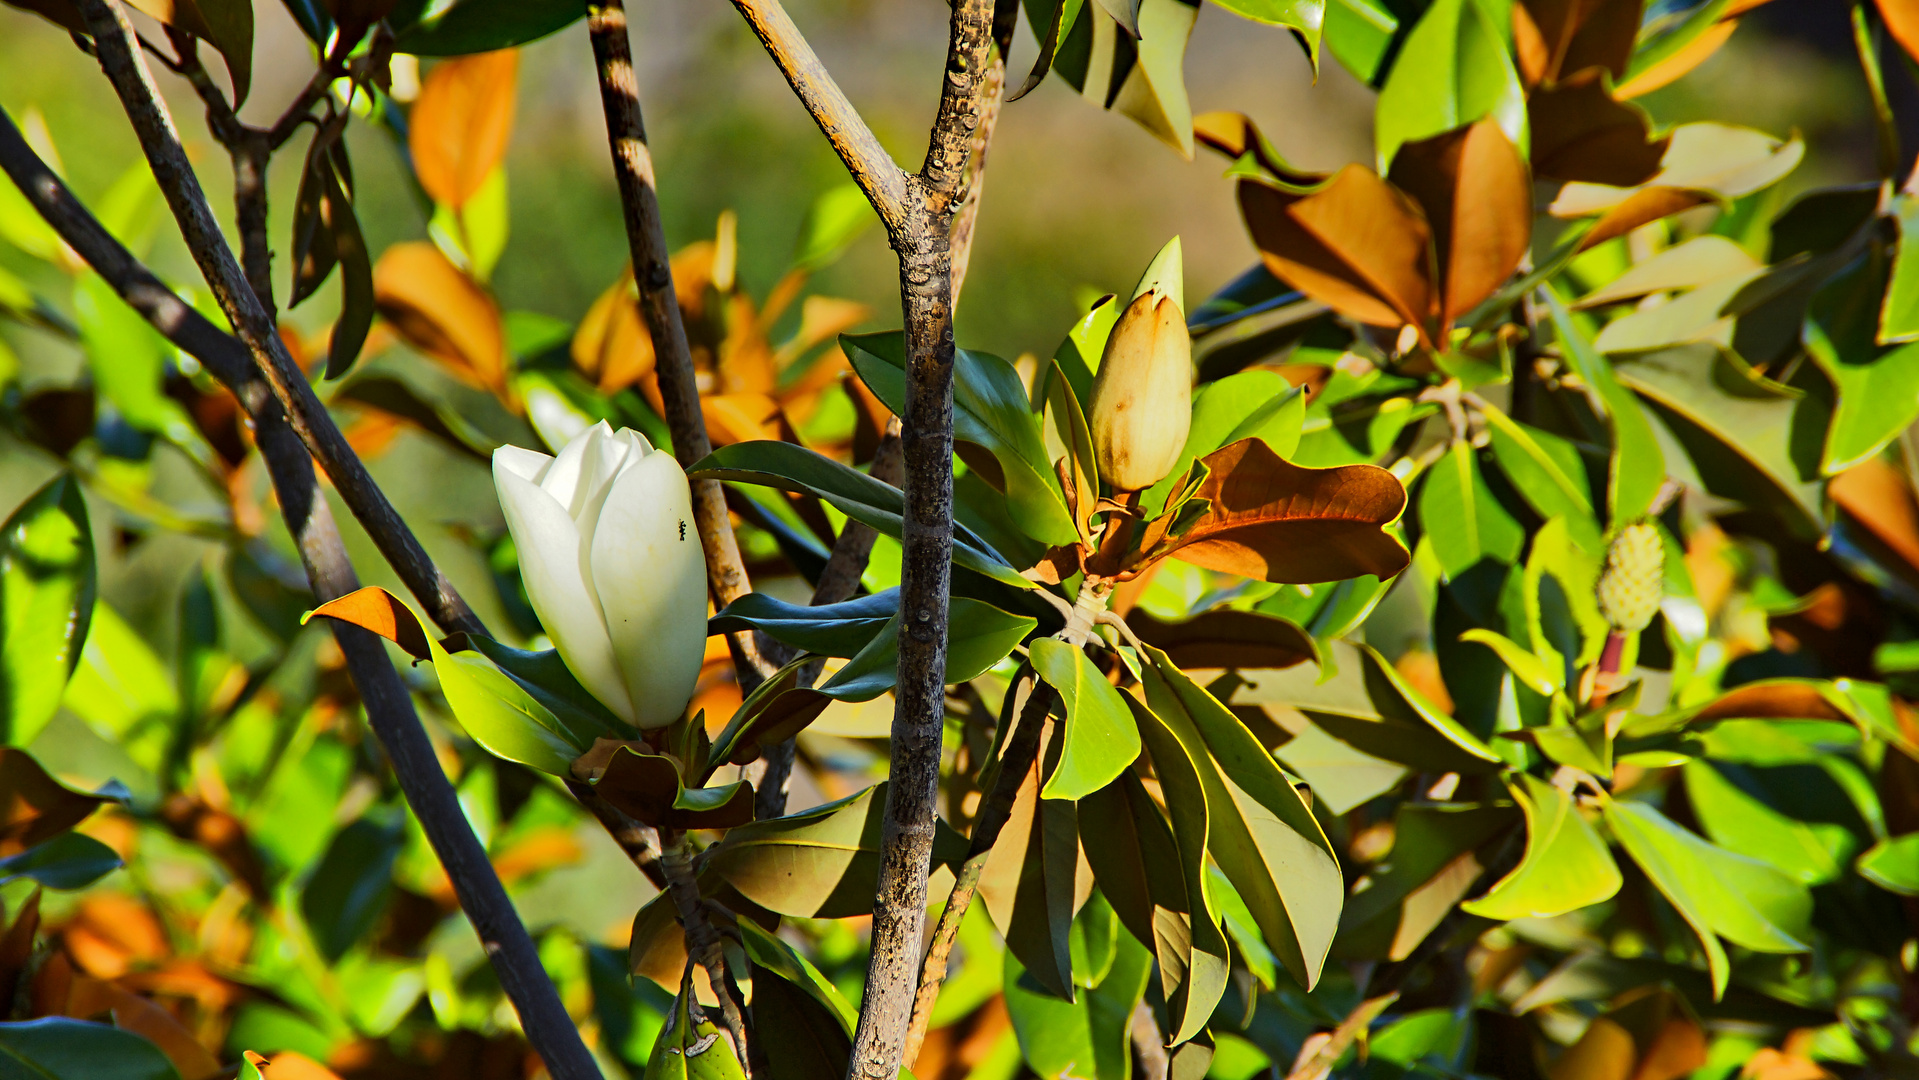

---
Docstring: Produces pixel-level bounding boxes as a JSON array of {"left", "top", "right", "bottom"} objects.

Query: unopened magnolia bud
[
  {"left": 1597, "top": 521, "right": 1664, "bottom": 633},
  {"left": 1088, "top": 293, "right": 1192, "bottom": 491}
]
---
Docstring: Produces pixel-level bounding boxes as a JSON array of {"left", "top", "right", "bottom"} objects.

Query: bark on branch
[
  {"left": 73, "top": 0, "right": 483, "bottom": 641},
  {"left": 0, "top": 106, "right": 603, "bottom": 1080},
  {"left": 585, "top": 0, "right": 776, "bottom": 689}
]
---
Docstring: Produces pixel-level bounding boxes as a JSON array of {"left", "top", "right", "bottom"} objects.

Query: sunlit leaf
[
  {"left": 1373, "top": 0, "right": 1527, "bottom": 170},
  {"left": 372, "top": 241, "right": 507, "bottom": 396},
  {"left": 1462, "top": 773, "right": 1619, "bottom": 919},
  {"left": 1, "top": 475, "right": 95, "bottom": 746},
  {"left": 1031, "top": 637, "right": 1140, "bottom": 801}
]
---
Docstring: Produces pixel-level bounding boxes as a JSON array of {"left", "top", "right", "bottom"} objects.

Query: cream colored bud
[
  {"left": 1597, "top": 521, "right": 1665, "bottom": 634},
  {"left": 1087, "top": 293, "right": 1192, "bottom": 491}
]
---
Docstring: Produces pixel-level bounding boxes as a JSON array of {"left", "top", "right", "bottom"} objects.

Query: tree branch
[
  {"left": 0, "top": 106, "right": 603, "bottom": 1080},
  {"left": 721, "top": 1, "right": 994, "bottom": 1075},
  {"left": 73, "top": 0, "right": 484, "bottom": 641},
  {"left": 584, "top": 0, "right": 776, "bottom": 689},
  {"left": 723, "top": 0, "right": 910, "bottom": 232},
  {"left": 945, "top": 53, "right": 1004, "bottom": 308}
]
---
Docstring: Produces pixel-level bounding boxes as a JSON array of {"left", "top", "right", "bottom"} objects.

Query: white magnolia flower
[{"left": 492, "top": 421, "right": 707, "bottom": 729}]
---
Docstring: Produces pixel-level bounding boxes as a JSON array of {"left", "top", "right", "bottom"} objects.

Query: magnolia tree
[{"left": 0, "top": 0, "right": 1917, "bottom": 1079}]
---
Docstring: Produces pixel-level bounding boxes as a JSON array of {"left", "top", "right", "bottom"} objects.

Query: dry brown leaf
[
  {"left": 1578, "top": 188, "right": 1714, "bottom": 250},
  {"left": 1689, "top": 682, "right": 1848, "bottom": 724},
  {"left": 1389, "top": 119, "right": 1532, "bottom": 323},
  {"left": 372, "top": 242, "right": 507, "bottom": 396},
  {"left": 62, "top": 894, "right": 169, "bottom": 978},
  {"left": 1239, "top": 173, "right": 1432, "bottom": 332},
  {"left": 1550, "top": 1017, "right": 1637, "bottom": 1080},
  {"left": 1514, "top": 0, "right": 1643, "bottom": 87},
  {"left": 572, "top": 269, "right": 656, "bottom": 393},
  {"left": 306, "top": 586, "right": 431, "bottom": 661},
  {"left": 1126, "top": 608, "right": 1317, "bottom": 670},
  {"left": 1830, "top": 457, "right": 1919, "bottom": 576},
  {"left": 1156, "top": 438, "right": 1410, "bottom": 583},
  {"left": 407, "top": 51, "right": 519, "bottom": 208},
  {"left": 1529, "top": 70, "right": 1670, "bottom": 186},
  {"left": 0, "top": 749, "right": 114, "bottom": 856}
]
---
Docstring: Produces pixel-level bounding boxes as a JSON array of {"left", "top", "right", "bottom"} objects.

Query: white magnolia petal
[
  {"left": 589, "top": 450, "right": 707, "bottom": 729},
  {"left": 493, "top": 463, "right": 636, "bottom": 724},
  {"left": 540, "top": 419, "right": 615, "bottom": 514},
  {"left": 493, "top": 443, "right": 554, "bottom": 485}
]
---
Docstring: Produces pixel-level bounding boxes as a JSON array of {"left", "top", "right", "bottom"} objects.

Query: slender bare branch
[
  {"left": 74, "top": 0, "right": 483, "bottom": 640},
  {"left": 584, "top": 0, "right": 776, "bottom": 690},
  {"left": 723, "top": 0, "right": 910, "bottom": 232},
  {"left": 0, "top": 106, "right": 604, "bottom": 1080},
  {"left": 660, "top": 828, "right": 753, "bottom": 1072}
]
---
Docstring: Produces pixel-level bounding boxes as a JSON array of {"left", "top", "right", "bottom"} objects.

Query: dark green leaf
[
  {"left": 0, "top": 831, "right": 122, "bottom": 890},
  {"left": 843, "top": 332, "right": 1073, "bottom": 546},
  {"left": 1419, "top": 441, "right": 1524, "bottom": 579},
  {"left": 691, "top": 441, "right": 1031, "bottom": 589},
  {"left": 1004, "top": 922, "right": 1151, "bottom": 1080},
  {"left": 1545, "top": 287, "right": 1665, "bottom": 526},
  {"left": 1481, "top": 403, "right": 1602, "bottom": 551},
  {"left": 1373, "top": 0, "right": 1526, "bottom": 168},
  {"left": 817, "top": 598, "right": 1037, "bottom": 701},
  {"left": 708, "top": 589, "right": 897, "bottom": 659},
  {"left": 0, "top": 1018, "right": 182, "bottom": 1080},
  {"left": 387, "top": 0, "right": 587, "bottom": 54}
]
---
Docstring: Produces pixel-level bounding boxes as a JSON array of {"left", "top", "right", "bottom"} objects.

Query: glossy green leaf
[
  {"left": 1683, "top": 760, "right": 1852, "bottom": 885},
  {"left": 454, "top": 634, "right": 628, "bottom": 751},
  {"left": 1, "top": 475, "right": 95, "bottom": 747},
  {"left": 1521, "top": 517, "right": 1608, "bottom": 687},
  {"left": 1544, "top": 286, "right": 1665, "bottom": 526},
  {"left": 388, "top": 0, "right": 587, "bottom": 55},
  {"left": 1880, "top": 194, "right": 1919, "bottom": 343},
  {"left": 1324, "top": 0, "right": 1397, "bottom": 82},
  {"left": 1480, "top": 403, "right": 1602, "bottom": 551},
  {"left": 1031, "top": 638, "right": 1141, "bottom": 800},
  {"left": 646, "top": 966, "right": 746, "bottom": 1080},
  {"left": 0, "top": 1018, "right": 182, "bottom": 1080},
  {"left": 1004, "top": 924, "right": 1151, "bottom": 1080},
  {"left": 1338, "top": 801, "right": 1515, "bottom": 959},
  {"left": 1604, "top": 798, "right": 1812, "bottom": 998},
  {"left": 738, "top": 919, "right": 854, "bottom": 1080},
  {"left": 1856, "top": 833, "right": 1919, "bottom": 895},
  {"left": 981, "top": 776, "right": 1080, "bottom": 1000},
  {"left": 818, "top": 598, "right": 1037, "bottom": 701},
  {"left": 1144, "top": 372, "right": 1305, "bottom": 514},
  {"left": 1123, "top": 697, "right": 1232, "bottom": 1042},
  {"left": 1373, "top": 0, "right": 1526, "bottom": 170},
  {"left": 61, "top": 600, "right": 175, "bottom": 770},
  {"left": 705, "top": 784, "right": 964, "bottom": 919},
  {"left": 0, "top": 831, "right": 122, "bottom": 890},
  {"left": 430, "top": 634, "right": 587, "bottom": 775},
  {"left": 1458, "top": 629, "right": 1560, "bottom": 696},
  {"left": 1419, "top": 441, "right": 1524, "bottom": 580},
  {"left": 1358, "top": 644, "right": 1503, "bottom": 766},
  {"left": 844, "top": 332, "right": 1075, "bottom": 546},
  {"left": 692, "top": 441, "right": 1031, "bottom": 589},
  {"left": 1052, "top": 0, "right": 1201, "bottom": 156},
  {"left": 1617, "top": 345, "right": 1822, "bottom": 537},
  {"left": 1463, "top": 773, "right": 1620, "bottom": 920},
  {"left": 709, "top": 589, "right": 898, "bottom": 659},
  {"left": 1805, "top": 253, "right": 1919, "bottom": 473},
  {"left": 1140, "top": 646, "right": 1342, "bottom": 989}
]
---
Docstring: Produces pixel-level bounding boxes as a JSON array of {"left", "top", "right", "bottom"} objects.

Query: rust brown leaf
[
  {"left": 1528, "top": 70, "right": 1670, "bottom": 186},
  {"left": 1239, "top": 172, "right": 1432, "bottom": 332},
  {"left": 305, "top": 586, "right": 431, "bottom": 662},
  {"left": 0, "top": 749, "right": 114, "bottom": 856},
  {"left": 1388, "top": 119, "right": 1531, "bottom": 323},
  {"left": 408, "top": 51, "right": 519, "bottom": 208},
  {"left": 372, "top": 242, "right": 508, "bottom": 396},
  {"left": 1689, "top": 681, "right": 1847, "bottom": 724},
  {"left": 1616, "top": 20, "right": 1738, "bottom": 99},
  {"left": 1513, "top": 0, "right": 1643, "bottom": 87},
  {"left": 1579, "top": 188, "right": 1714, "bottom": 250},
  {"left": 572, "top": 268, "right": 656, "bottom": 393},
  {"left": 1125, "top": 608, "right": 1317, "bottom": 670},
  {"left": 593, "top": 746, "right": 754, "bottom": 829},
  {"left": 1154, "top": 438, "right": 1409, "bottom": 583}
]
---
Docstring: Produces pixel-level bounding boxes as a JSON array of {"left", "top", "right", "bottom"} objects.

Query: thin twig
[
  {"left": 725, "top": 0, "right": 910, "bottom": 231},
  {"left": 0, "top": 106, "right": 605, "bottom": 1080},
  {"left": 659, "top": 829, "right": 753, "bottom": 1073},
  {"left": 902, "top": 667, "right": 1054, "bottom": 1066},
  {"left": 585, "top": 0, "right": 775, "bottom": 689},
  {"left": 74, "top": 0, "right": 483, "bottom": 640}
]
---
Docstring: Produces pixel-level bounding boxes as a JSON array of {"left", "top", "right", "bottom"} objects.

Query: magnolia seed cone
[
  {"left": 1597, "top": 521, "right": 1665, "bottom": 633},
  {"left": 1088, "top": 293, "right": 1192, "bottom": 492}
]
